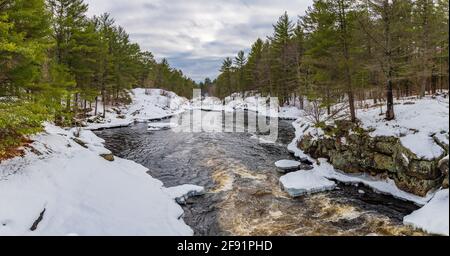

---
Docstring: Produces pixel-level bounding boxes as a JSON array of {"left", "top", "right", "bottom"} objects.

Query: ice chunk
[
  {"left": 280, "top": 171, "right": 336, "bottom": 197},
  {"left": 275, "top": 160, "right": 301, "bottom": 172},
  {"left": 164, "top": 185, "right": 205, "bottom": 204}
]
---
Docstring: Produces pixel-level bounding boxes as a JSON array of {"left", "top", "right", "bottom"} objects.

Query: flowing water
[{"left": 95, "top": 110, "right": 425, "bottom": 236}]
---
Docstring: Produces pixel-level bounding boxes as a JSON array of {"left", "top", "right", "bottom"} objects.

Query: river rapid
[{"left": 95, "top": 110, "right": 425, "bottom": 236}]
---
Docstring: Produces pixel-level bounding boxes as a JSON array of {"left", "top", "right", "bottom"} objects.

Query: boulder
[
  {"left": 373, "top": 153, "right": 396, "bottom": 173},
  {"left": 297, "top": 122, "right": 446, "bottom": 197},
  {"left": 329, "top": 150, "right": 361, "bottom": 174},
  {"left": 100, "top": 153, "right": 115, "bottom": 162},
  {"left": 394, "top": 172, "right": 442, "bottom": 197},
  {"left": 439, "top": 156, "right": 449, "bottom": 189},
  {"left": 373, "top": 137, "right": 398, "bottom": 155},
  {"left": 407, "top": 160, "right": 440, "bottom": 180}
]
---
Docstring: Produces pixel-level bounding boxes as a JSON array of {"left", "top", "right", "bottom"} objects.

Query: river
[{"left": 94, "top": 110, "right": 425, "bottom": 236}]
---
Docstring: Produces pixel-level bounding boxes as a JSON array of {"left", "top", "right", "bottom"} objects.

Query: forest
[
  {"left": 0, "top": 0, "right": 197, "bottom": 157},
  {"left": 211, "top": 0, "right": 449, "bottom": 123},
  {"left": 0, "top": 0, "right": 449, "bottom": 237}
]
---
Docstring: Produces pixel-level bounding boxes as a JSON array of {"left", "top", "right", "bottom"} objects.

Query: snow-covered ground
[
  {"left": 2, "top": 88, "right": 448, "bottom": 236},
  {"left": 0, "top": 124, "right": 203, "bottom": 236},
  {"left": 86, "top": 88, "right": 190, "bottom": 130},
  {"left": 191, "top": 94, "right": 302, "bottom": 120},
  {"left": 281, "top": 109, "right": 441, "bottom": 203},
  {"left": 358, "top": 96, "right": 449, "bottom": 160},
  {"left": 85, "top": 89, "right": 302, "bottom": 131},
  {"left": 403, "top": 189, "right": 449, "bottom": 236}
]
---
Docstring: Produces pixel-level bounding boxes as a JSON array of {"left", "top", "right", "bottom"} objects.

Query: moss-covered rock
[
  {"left": 329, "top": 150, "right": 361, "bottom": 173},
  {"left": 407, "top": 160, "right": 439, "bottom": 180},
  {"left": 394, "top": 172, "right": 442, "bottom": 197},
  {"left": 373, "top": 136, "right": 399, "bottom": 155},
  {"left": 373, "top": 153, "right": 396, "bottom": 173},
  {"left": 443, "top": 175, "right": 449, "bottom": 189},
  {"left": 439, "top": 156, "right": 449, "bottom": 189},
  {"left": 298, "top": 121, "right": 447, "bottom": 196}
]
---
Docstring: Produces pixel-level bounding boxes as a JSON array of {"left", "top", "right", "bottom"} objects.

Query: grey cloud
[{"left": 85, "top": 0, "right": 312, "bottom": 82}]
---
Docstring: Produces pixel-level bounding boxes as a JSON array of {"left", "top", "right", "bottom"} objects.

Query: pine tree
[
  {"left": 219, "top": 57, "right": 233, "bottom": 97},
  {"left": 234, "top": 50, "right": 247, "bottom": 95},
  {"left": 362, "top": 0, "right": 413, "bottom": 120},
  {"left": 246, "top": 38, "right": 264, "bottom": 91},
  {"left": 270, "top": 12, "right": 296, "bottom": 102},
  {"left": 1, "top": 0, "right": 53, "bottom": 155}
]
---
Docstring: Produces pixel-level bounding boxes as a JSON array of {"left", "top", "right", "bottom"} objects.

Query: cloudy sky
[{"left": 85, "top": 0, "right": 312, "bottom": 82}]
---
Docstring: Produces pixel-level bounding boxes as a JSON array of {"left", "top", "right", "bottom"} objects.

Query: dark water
[{"left": 95, "top": 111, "right": 424, "bottom": 236}]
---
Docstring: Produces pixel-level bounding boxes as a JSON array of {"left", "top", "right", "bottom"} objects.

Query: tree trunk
[
  {"left": 102, "top": 90, "right": 106, "bottom": 118},
  {"left": 95, "top": 96, "right": 98, "bottom": 116},
  {"left": 386, "top": 72, "right": 395, "bottom": 120},
  {"left": 383, "top": 0, "right": 395, "bottom": 121}
]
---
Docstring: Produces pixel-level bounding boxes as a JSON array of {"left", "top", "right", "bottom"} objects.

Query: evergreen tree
[
  {"left": 270, "top": 12, "right": 296, "bottom": 102},
  {"left": 234, "top": 50, "right": 247, "bottom": 95},
  {"left": 0, "top": 0, "right": 53, "bottom": 155},
  {"left": 246, "top": 38, "right": 264, "bottom": 91}
]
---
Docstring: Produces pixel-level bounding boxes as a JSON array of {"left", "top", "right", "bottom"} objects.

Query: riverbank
[
  {"left": 1, "top": 88, "right": 448, "bottom": 236},
  {"left": 280, "top": 94, "right": 449, "bottom": 236},
  {"left": 0, "top": 123, "right": 204, "bottom": 235},
  {"left": 191, "top": 93, "right": 303, "bottom": 120},
  {"left": 0, "top": 89, "right": 203, "bottom": 236},
  {"left": 83, "top": 88, "right": 190, "bottom": 130}
]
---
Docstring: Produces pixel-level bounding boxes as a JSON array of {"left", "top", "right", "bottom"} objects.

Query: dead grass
[{"left": 0, "top": 137, "right": 33, "bottom": 163}]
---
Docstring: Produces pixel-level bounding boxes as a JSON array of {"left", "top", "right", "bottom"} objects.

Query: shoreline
[{"left": 1, "top": 89, "right": 448, "bottom": 236}]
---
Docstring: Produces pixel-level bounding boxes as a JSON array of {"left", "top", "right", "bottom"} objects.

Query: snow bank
[
  {"left": 147, "top": 122, "right": 179, "bottom": 131},
  {"left": 278, "top": 95, "right": 449, "bottom": 235},
  {"left": 287, "top": 119, "right": 317, "bottom": 162},
  {"left": 312, "top": 159, "right": 434, "bottom": 205},
  {"left": 191, "top": 94, "right": 301, "bottom": 119},
  {"left": 282, "top": 95, "right": 448, "bottom": 205},
  {"left": 404, "top": 189, "right": 449, "bottom": 236},
  {"left": 359, "top": 96, "right": 449, "bottom": 160},
  {"left": 86, "top": 88, "right": 189, "bottom": 130},
  {"left": 280, "top": 171, "right": 336, "bottom": 197},
  {"left": 0, "top": 124, "right": 197, "bottom": 236}
]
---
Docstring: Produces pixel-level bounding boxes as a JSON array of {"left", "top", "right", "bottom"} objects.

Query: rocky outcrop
[
  {"left": 439, "top": 156, "right": 449, "bottom": 189},
  {"left": 299, "top": 120, "right": 448, "bottom": 196}
]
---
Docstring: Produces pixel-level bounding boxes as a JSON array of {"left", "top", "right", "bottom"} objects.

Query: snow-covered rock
[
  {"left": 404, "top": 189, "right": 449, "bottom": 236},
  {"left": 312, "top": 159, "right": 434, "bottom": 205},
  {"left": 275, "top": 160, "right": 301, "bottom": 172},
  {"left": 284, "top": 95, "right": 449, "bottom": 204},
  {"left": 0, "top": 124, "right": 197, "bottom": 236},
  {"left": 280, "top": 171, "right": 336, "bottom": 197},
  {"left": 359, "top": 96, "right": 449, "bottom": 160},
  {"left": 164, "top": 185, "right": 205, "bottom": 205}
]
